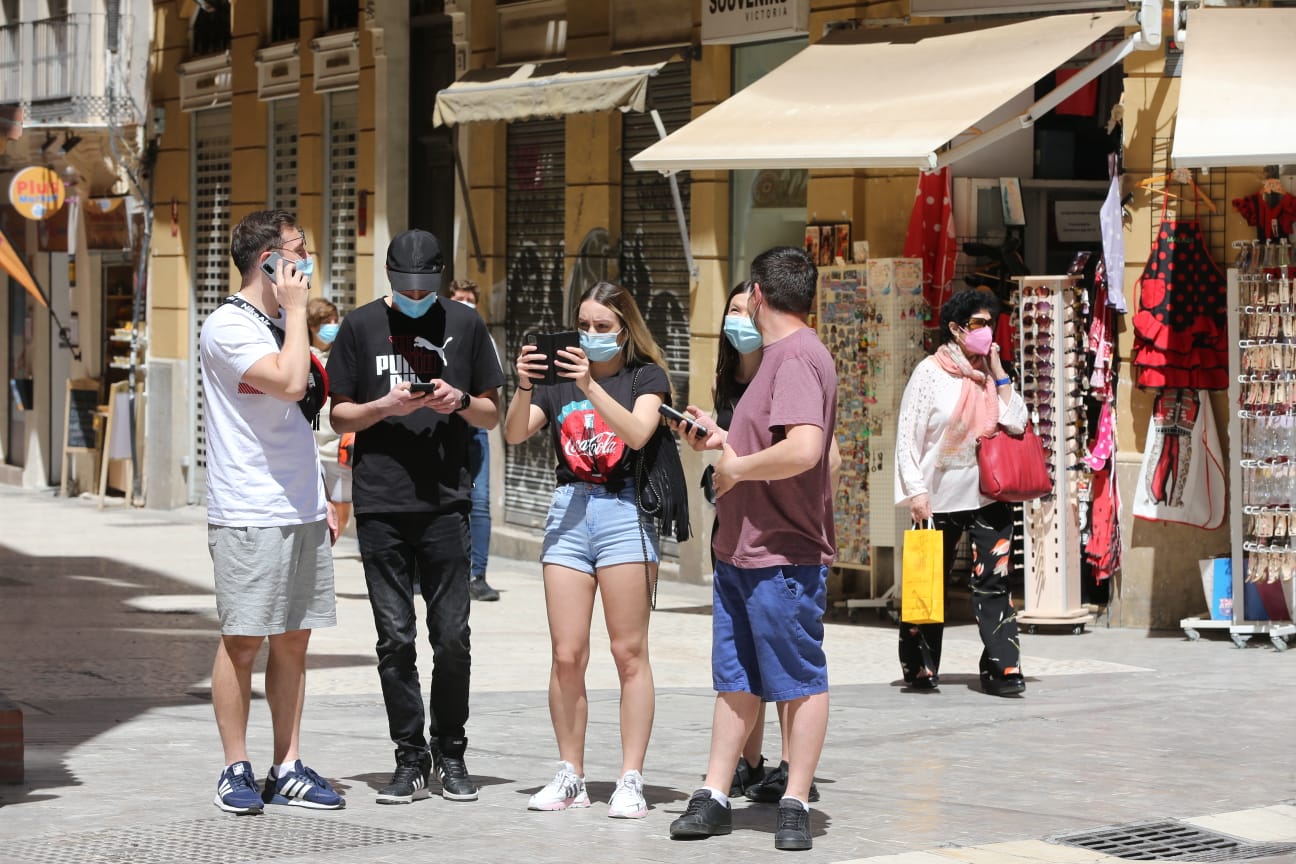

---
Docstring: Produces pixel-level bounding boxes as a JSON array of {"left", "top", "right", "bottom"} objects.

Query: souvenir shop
[
  {"left": 634, "top": 9, "right": 1144, "bottom": 622},
  {"left": 632, "top": 3, "right": 1296, "bottom": 634},
  {"left": 1167, "top": 8, "right": 1296, "bottom": 649}
]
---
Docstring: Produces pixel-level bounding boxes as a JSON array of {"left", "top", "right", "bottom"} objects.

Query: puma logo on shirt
[{"left": 379, "top": 335, "right": 454, "bottom": 388}]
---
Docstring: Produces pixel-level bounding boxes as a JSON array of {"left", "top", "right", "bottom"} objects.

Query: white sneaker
[
  {"left": 607, "top": 769, "right": 648, "bottom": 819},
  {"left": 527, "top": 761, "right": 590, "bottom": 811}
]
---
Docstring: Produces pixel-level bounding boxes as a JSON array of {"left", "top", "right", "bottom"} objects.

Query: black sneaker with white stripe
[
  {"left": 376, "top": 750, "right": 432, "bottom": 804},
  {"left": 432, "top": 737, "right": 479, "bottom": 801}
]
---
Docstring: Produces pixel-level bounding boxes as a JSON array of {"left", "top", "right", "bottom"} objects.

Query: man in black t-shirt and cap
[{"left": 327, "top": 229, "right": 504, "bottom": 805}]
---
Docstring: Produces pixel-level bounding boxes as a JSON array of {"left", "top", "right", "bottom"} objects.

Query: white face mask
[{"left": 457, "top": 299, "right": 476, "bottom": 309}]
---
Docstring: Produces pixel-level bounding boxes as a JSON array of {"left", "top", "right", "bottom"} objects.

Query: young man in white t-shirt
[{"left": 199, "top": 209, "right": 343, "bottom": 814}]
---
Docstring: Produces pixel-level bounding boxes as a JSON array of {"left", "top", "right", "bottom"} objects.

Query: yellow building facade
[{"left": 139, "top": 0, "right": 1275, "bottom": 629}]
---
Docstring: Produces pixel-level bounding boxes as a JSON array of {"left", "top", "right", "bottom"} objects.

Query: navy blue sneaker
[
  {"left": 214, "top": 761, "right": 264, "bottom": 814},
  {"left": 262, "top": 760, "right": 345, "bottom": 810}
]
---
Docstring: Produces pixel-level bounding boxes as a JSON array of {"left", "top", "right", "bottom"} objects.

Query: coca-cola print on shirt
[
  {"left": 533, "top": 362, "right": 670, "bottom": 488},
  {"left": 556, "top": 398, "right": 626, "bottom": 482}
]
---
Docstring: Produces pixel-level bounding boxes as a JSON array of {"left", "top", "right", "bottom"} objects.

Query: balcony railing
[{"left": 3, "top": 12, "right": 145, "bottom": 128}]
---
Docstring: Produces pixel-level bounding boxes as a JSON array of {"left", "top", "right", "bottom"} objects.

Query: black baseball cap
[{"left": 386, "top": 229, "right": 444, "bottom": 295}]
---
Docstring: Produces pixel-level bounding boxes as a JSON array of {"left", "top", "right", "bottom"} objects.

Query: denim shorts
[
  {"left": 711, "top": 561, "right": 829, "bottom": 702},
  {"left": 541, "top": 482, "right": 660, "bottom": 574}
]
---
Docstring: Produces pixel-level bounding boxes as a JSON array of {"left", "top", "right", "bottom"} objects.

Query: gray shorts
[{"left": 208, "top": 520, "right": 336, "bottom": 636}]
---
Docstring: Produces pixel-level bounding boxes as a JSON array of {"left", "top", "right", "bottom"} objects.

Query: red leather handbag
[{"left": 977, "top": 423, "right": 1053, "bottom": 502}]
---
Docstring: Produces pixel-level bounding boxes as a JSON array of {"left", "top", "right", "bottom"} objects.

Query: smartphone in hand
[
  {"left": 523, "top": 331, "right": 581, "bottom": 386},
  {"left": 660, "top": 403, "right": 707, "bottom": 437},
  {"left": 408, "top": 381, "right": 437, "bottom": 393},
  {"left": 260, "top": 251, "right": 295, "bottom": 283}
]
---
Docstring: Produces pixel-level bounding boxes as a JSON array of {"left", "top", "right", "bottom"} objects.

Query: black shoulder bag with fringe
[{"left": 631, "top": 365, "right": 692, "bottom": 545}]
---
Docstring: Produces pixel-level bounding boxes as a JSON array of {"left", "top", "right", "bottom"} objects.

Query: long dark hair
[{"left": 714, "top": 280, "right": 751, "bottom": 412}]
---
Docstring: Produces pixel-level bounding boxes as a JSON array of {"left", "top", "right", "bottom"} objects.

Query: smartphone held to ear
[
  {"left": 523, "top": 331, "right": 581, "bottom": 386},
  {"left": 659, "top": 403, "right": 707, "bottom": 437},
  {"left": 260, "top": 251, "right": 296, "bottom": 283}
]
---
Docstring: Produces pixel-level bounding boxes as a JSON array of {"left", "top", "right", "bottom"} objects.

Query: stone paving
[{"left": 0, "top": 485, "right": 1294, "bottom": 863}]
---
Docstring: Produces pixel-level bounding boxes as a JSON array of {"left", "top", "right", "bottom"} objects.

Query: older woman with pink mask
[{"left": 894, "top": 288, "right": 1028, "bottom": 697}]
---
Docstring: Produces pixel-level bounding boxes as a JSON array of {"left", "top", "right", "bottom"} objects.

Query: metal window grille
[
  {"left": 269, "top": 98, "right": 298, "bottom": 216},
  {"left": 269, "top": 0, "right": 299, "bottom": 43},
  {"left": 326, "top": 1, "right": 358, "bottom": 32},
  {"left": 326, "top": 89, "right": 358, "bottom": 310},
  {"left": 191, "top": 0, "right": 230, "bottom": 57},
  {"left": 191, "top": 108, "right": 232, "bottom": 482},
  {"left": 620, "top": 61, "right": 693, "bottom": 408},
  {"left": 504, "top": 118, "right": 566, "bottom": 528}
]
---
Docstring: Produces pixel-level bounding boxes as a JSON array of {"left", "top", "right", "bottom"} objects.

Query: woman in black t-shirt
[{"left": 503, "top": 280, "right": 672, "bottom": 819}]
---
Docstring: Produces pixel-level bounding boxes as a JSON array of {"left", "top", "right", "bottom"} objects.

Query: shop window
[
  {"left": 269, "top": 0, "right": 299, "bottom": 44},
  {"left": 325, "top": 1, "right": 358, "bottom": 32},
  {"left": 191, "top": 0, "right": 230, "bottom": 57},
  {"left": 729, "top": 38, "right": 808, "bottom": 285}
]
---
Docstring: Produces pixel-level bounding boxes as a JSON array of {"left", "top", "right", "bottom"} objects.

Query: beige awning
[
  {"left": 630, "top": 11, "right": 1133, "bottom": 173},
  {"left": 1171, "top": 9, "right": 1296, "bottom": 169},
  {"left": 433, "top": 53, "right": 674, "bottom": 127}
]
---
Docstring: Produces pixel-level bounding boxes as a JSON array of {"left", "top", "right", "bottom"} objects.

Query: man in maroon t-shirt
[{"left": 668, "top": 246, "right": 838, "bottom": 852}]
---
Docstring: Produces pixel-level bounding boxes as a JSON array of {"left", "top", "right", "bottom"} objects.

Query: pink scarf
[{"left": 933, "top": 342, "right": 1000, "bottom": 468}]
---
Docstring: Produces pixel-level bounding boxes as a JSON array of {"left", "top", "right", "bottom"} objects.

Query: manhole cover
[
  {"left": 4, "top": 815, "right": 433, "bottom": 864},
  {"left": 1056, "top": 820, "right": 1296, "bottom": 861}
]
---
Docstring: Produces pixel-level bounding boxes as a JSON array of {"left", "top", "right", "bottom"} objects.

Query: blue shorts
[
  {"left": 541, "top": 482, "right": 660, "bottom": 574},
  {"left": 712, "top": 561, "right": 829, "bottom": 701}
]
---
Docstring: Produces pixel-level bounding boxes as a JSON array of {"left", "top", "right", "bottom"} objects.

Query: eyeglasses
[
  {"left": 963, "top": 317, "right": 993, "bottom": 330},
  {"left": 273, "top": 232, "right": 309, "bottom": 255}
]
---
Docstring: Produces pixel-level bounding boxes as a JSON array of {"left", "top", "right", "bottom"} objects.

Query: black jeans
[
  {"left": 357, "top": 511, "right": 472, "bottom": 761},
  {"left": 899, "top": 501, "right": 1021, "bottom": 682}
]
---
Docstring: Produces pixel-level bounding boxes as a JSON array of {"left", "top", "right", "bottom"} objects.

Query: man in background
[{"left": 444, "top": 278, "right": 500, "bottom": 602}]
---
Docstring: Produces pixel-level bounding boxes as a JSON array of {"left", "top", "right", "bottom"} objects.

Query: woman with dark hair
[
  {"left": 894, "top": 288, "right": 1029, "bottom": 696},
  {"left": 503, "top": 281, "right": 671, "bottom": 819}
]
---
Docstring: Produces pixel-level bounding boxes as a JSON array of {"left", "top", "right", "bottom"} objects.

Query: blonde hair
[{"left": 578, "top": 281, "right": 671, "bottom": 397}]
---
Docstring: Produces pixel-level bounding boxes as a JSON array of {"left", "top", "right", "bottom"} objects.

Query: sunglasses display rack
[
  {"left": 1188, "top": 261, "right": 1296, "bottom": 649},
  {"left": 1014, "top": 276, "right": 1094, "bottom": 633},
  {"left": 816, "top": 259, "right": 928, "bottom": 618}
]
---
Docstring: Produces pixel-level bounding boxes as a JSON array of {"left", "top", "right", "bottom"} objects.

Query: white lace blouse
[{"left": 894, "top": 356, "right": 1028, "bottom": 514}]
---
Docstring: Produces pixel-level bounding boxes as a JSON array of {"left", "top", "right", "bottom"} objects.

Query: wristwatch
[{"left": 457, "top": 390, "right": 471, "bottom": 412}]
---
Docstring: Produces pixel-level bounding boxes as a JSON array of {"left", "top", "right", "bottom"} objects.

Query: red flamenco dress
[{"left": 1130, "top": 204, "right": 1228, "bottom": 390}]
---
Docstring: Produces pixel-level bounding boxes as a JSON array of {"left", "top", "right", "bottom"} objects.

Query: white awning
[
  {"left": 433, "top": 53, "right": 672, "bottom": 127},
  {"left": 630, "top": 11, "right": 1133, "bottom": 173},
  {"left": 1171, "top": 9, "right": 1296, "bottom": 169}
]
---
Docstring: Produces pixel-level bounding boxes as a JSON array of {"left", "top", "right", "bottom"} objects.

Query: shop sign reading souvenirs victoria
[{"left": 702, "top": 0, "right": 809, "bottom": 44}]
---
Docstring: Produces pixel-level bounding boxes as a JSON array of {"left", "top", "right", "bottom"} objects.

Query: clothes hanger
[{"left": 1138, "top": 168, "right": 1218, "bottom": 213}]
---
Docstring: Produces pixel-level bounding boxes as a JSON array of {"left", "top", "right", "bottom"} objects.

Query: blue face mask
[
  {"left": 723, "top": 315, "right": 762, "bottom": 354},
  {"left": 580, "top": 330, "right": 623, "bottom": 362},
  {"left": 392, "top": 291, "right": 437, "bottom": 319},
  {"left": 293, "top": 255, "right": 315, "bottom": 278},
  {"left": 317, "top": 322, "right": 340, "bottom": 344}
]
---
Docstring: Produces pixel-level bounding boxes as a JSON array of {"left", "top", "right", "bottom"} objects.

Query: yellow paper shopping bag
[{"left": 901, "top": 520, "right": 944, "bottom": 625}]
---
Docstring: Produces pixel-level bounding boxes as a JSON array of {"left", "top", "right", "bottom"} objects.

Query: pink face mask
[{"left": 963, "top": 326, "right": 994, "bottom": 355}]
